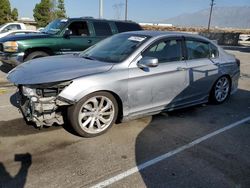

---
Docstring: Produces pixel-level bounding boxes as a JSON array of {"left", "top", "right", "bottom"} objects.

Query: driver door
[
  {"left": 128, "top": 37, "right": 188, "bottom": 116},
  {"left": 59, "top": 21, "right": 94, "bottom": 53}
]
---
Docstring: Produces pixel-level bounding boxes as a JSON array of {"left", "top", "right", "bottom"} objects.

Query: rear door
[
  {"left": 181, "top": 38, "right": 219, "bottom": 103},
  {"left": 91, "top": 21, "right": 114, "bottom": 44}
]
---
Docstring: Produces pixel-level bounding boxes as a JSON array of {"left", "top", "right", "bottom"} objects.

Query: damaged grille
[
  {"left": 36, "top": 88, "right": 62, "bottom": 97},
  {"left": 17, "top": 81, "right": 72, "bottom": 127},
  {"left": 18, "top": 86, "right": 28, "bottom": 105},
  {"left": 30, "top": 81, "right": 71, "bottom": 97}
]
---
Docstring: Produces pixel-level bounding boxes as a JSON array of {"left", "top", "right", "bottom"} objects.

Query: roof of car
[
  {"left": 125, "top": 30, "right": 209, "bottom": 40},
  {"left": 67, "top": 17, "right": 139, "bottom": 24}
]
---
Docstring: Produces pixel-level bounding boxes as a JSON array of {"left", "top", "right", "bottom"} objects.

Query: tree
[
  {"left": 56, "top": 0, "right": 66, "bottom": 18},
  {"left": 11, "top": 8, "right": 18, "bottom": 21},
  {"left": 33, "top": 0, "right": 67, "bottom": 27},
  {"left": 33, "top": 0, "right": 54, "bottom": 27},
  {"left": 0, "top": 0, "right": 11, "bottom": 25}
]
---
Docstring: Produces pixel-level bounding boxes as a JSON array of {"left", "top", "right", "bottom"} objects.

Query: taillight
[{"left": 236, "top": 58, "right": 240, "bottom": 67}]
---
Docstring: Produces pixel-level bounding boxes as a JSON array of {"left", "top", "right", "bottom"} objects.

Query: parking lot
[{"left": 0, "top": 48, "right": 250, "bottom": 188}]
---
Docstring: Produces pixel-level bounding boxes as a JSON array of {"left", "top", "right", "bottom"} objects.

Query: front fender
[{"left": 59, "top": 70, "right": 129, "bottom": 116}]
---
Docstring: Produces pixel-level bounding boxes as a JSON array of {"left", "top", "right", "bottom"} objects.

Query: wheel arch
[
  {"left": 72, "top": 89, "right": 124, "bottom": 124},
  {"left": 96, "top": 90, "right": 124, "bottom": 124},
  {"left": 209, "top": 74, "right": 232, "bottom": 102},
  {"left": 24, "top": 47, "right": 54, "bottom": 60}
]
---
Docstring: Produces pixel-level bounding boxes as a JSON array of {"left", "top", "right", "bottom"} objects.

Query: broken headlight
[{"left": 22, "top": 86, "right": 36, "bottom": 96}]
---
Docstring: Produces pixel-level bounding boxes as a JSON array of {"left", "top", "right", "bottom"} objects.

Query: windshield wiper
[{"left": 81, "top": 55, "right": 96, "bottom": 60}]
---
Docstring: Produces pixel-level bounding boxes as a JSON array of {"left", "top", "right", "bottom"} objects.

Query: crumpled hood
[{"left": 7, "top": 54, "right": 114, "bottom": 85}]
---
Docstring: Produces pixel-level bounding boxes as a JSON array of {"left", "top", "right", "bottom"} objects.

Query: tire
[
  {"left": 67, "top": 92, "right": 118, "bottom": 137},
  {"left": 24, "top": 51, "right": 49, "bottom": 61},
  {"left": 210, "top": 76, "right": 231, "bottom": 104}
]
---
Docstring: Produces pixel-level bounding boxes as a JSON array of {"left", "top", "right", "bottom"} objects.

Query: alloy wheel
[
  {"left": 78, "top": 96, "right": 115, "bottom": 134},
  {"left": 214, "top": 77, "right": 230, "bottom": 102}
]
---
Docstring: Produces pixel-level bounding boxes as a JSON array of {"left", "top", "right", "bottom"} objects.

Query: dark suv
[{"left": 0, "top": 17, "right": 142, "bottom": 66}]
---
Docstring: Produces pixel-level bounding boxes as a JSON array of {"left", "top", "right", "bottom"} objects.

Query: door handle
[
  {"left": 176, "top": 67, "right": 186, "bottom": 71},
  {"left": 87, "top": 40, "right": 92, "bottom": 44}
]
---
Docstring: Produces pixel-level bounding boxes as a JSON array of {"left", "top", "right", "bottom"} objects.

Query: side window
[
  {"left": 186, "top": 40, "right": 210, "bottom": 60},
  {"left": 143, "top": 39, "right": 183, "bottom": 63},
  {"left": 6, "top": 24, "right": 21, "bottom": 31},
  {"left": 209, "top": 43, "right": 219, "bottom": 58},
  {"left": 15, "top": 25, "right": 21, "bottom": 29},
  {"left": 68, "top": 21, "right": 89, "bottom": 36},
  {"left": 115, "top": 22, "right": 142, "bottom": 32},
  {"left": 93, "top": 22, "right": 112, "bottom": 36}
]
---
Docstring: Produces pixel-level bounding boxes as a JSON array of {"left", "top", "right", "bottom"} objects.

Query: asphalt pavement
[{"left": 0, "top": 49, "right": 250, "bottom": 188}]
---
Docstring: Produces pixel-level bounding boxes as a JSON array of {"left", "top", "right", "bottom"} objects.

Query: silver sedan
[{"left": 7, "top": 31, "right": 240, "bottom": 137}]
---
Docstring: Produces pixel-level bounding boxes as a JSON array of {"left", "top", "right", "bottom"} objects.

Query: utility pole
[
  {"left": 125, "top": 0, "right": 128, "bottom": 20},
  {"left": 208, "top": 0, "right": 215, "bottom": 32},
  {"left": 99, "top": 0, "right": 103, "bottom": 19},
  {"left": 113, "top": 3, "right": 124, "bottom": 20}
]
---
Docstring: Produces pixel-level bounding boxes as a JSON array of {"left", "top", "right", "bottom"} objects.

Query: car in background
[
  {"left": 37, "top": 27, "right": 45, "bottom": 32},
  {"left": 0, "top": 17, "right": 142, "bottom": 66},
  {"left": 239, "top": 34, "right": 250, "bottom": 41},
  {"left": 7, "top": 31, "right": 240, "bottom": 137},
  {"left": 0, "top": 23, "right": 26, "bottom": 33},
  {"left": 0, "top": 30, "right": 39, "bottom": 39}
]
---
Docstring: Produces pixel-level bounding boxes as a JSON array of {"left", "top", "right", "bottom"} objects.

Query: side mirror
[
  {"left": 137, "top": 56, "right": 159, "bottom": 69},
  {"left": 63, "top": 29, "right": 72, "bottom": 38}
]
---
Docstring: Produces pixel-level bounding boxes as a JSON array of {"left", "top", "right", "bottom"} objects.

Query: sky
[{"left": 9, "top": 0, "right": 250, "bottom": 22}]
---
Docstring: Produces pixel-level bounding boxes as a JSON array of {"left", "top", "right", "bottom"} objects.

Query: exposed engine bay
[{"left": 17, "top": 81, "right": 73, "bottom": 128}]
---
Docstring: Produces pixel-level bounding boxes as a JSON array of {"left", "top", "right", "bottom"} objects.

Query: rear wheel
[
  {"left": 24, "top": 51, "right": 49, "bottom": 61},
  {"left": 68, "top": 92, "right": 118, "bottom": 137},
  {"left": 210, "top": 76, "right": 231, "bottom": 104}
]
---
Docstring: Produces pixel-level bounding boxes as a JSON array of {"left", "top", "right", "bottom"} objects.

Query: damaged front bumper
[
  {"left": 17, "top": 82, "right": 74, "bottom": 128},
  {"left": 0, "top": 52, "right": 25, "bottom": 66}
]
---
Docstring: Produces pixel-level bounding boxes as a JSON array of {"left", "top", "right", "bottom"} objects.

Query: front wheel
[
  {"left": 24, "top": 51, "right": 49, "bottom": 61},
  {"left": 68, "top": 92, "right": 118, "bottom": 137},
  {"left": 210, "top": 76, "right": 231, "bottom": 104}
]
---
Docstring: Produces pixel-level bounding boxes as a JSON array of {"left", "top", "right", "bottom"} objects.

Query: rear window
[
  {"left": 186, "top": 40, "right": 210, "bottom": 60},
  {"left": 93, "top": 22, "right": 112, "bottom": 36},
  {"left": 115, "top": 22, "right": 142, "bottom": 33}
]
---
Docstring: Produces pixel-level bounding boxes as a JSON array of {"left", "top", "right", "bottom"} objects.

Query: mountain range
[{"left": 163, "top": 6, "right": 250, "bottom": 29}]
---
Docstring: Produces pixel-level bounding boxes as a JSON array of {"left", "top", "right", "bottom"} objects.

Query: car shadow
[
  {"left": 135, "top": 89, "right": 250, "bottom": 187},
  {"left": 0, "top": 153, "right": 32, "bottom": 188},
  {"left": 0, "top": 118, "right": 62, "bottom": 137},
  {"left": 0, "top": 63, "right": 13, "bottom": 74}
]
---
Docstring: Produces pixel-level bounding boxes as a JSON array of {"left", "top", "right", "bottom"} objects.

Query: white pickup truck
[{"left": 0, "top": 23, "right": 26, "bottom": 33}]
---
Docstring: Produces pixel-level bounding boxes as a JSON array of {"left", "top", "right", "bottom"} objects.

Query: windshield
[
  {"left": 80, "top": 33, "right": 150, "bottom": 63},
  {"left": 0, "top": 24, "right": 7, "bottom": 33},
  {"left": 42, "top": 19, "right": 68, "bottom": 34},
  {"left": 0, "top": 24, "right": 7, "bottom": 30}
]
